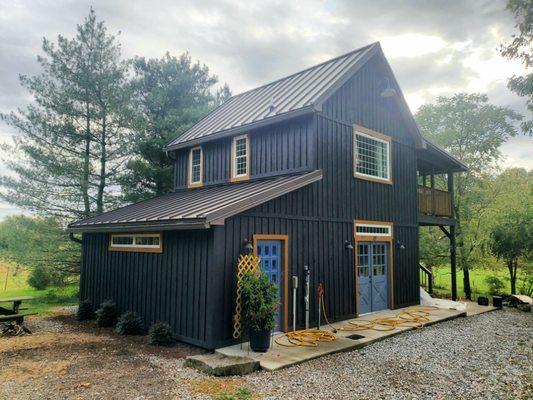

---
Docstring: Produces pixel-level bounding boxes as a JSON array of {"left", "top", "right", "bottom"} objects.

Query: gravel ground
[{"left": 1, "top": 309, "right": 531, "bottom": 399}]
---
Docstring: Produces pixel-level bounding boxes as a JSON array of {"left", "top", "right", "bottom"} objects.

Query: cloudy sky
[{"left": 0, "top": 0, "right": 531, "bottom": 219}]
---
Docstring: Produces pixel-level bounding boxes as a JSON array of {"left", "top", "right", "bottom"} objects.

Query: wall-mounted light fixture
[
  {"left": 380, "top": 77, "right": 397, "bottom": 98},
  {"left": 344, "top": 240, "right": 354, "bottom": 251},
  {"left": 243, "top": 239, "right": 253, "bottom": 253},
  {"left": 396, "top": 240, "right": 406, "bottom": 250}
]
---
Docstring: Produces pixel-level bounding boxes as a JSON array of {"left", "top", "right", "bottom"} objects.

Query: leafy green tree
[
  {"left": 0, "top": 8, "right": 130, "bottom": 220},
  {"left": 416, "top": 93, "right": 522, "bottom": 299},
  {"left": 120, "top": 53, "right": 225, "bottom": 203},
  {"left": 0, "top": 215, "right": 80, "bottom": 276},
  {"left": 501, "top": 0, "right": 532, "bottom": 135},
  {"left": 490, "top": 208, "right": 533, "bottom": 294}
]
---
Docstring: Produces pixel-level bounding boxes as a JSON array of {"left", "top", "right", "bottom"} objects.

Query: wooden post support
[
  {"left": 430, "top": 168, "right": 435, "bottom": 215},
  {"left": 448, "top": 171, "right": 457, "bottom": 301}
]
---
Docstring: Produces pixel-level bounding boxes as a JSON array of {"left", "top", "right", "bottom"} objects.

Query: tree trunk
[
  {"left": 97, "top": 115, "right": 106, "bottom": 214},
  {"left": 508, "top": 259, "right": 517, "bottom": 295},
  {"left": 81, "top": 99, "right": 91, "bottom": 218},
  {"left": 463, "top": 266, "right": 472, "bottom": 300}
]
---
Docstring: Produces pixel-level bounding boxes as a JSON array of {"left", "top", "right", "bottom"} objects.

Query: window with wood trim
[
  {"left": 231, "top": 134, "right": 249, "bottom": 181},
  {"left": 188, "top": 146, "right": 203, "bottom": 187},
  {"left": 353, "top": 126, "right": 391, "bottom": 183},
  {"left": 355, "top": 223, "right": 392, "bottom": 238},
  {"left": 109, "top": 233, "right": 162, "bottom": 253}
]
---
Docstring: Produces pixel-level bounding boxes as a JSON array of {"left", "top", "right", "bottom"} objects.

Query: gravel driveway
[
  {"left": 1, "top": 308, "right": 531, "bottom": 399},
  {"left": 159, "top": 308, "right": 532, "bottom": 399}
]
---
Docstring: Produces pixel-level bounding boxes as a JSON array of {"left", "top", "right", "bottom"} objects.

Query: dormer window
[
  {"left": 188, "top": 146, "right": 203, "bottom": 188},
  {"left": 353, "top": 125, "right": 392, "bottom": 184},
  {"left": 231, "top": 134, "right": 250, "bottom": 182}
]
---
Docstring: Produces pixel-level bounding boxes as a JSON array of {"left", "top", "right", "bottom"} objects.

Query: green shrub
[
  {"left": 148, "top": 322, "right": 174, "bottom": 346},
  {"left": 27, "top": 266, "right": 51, "bottom": 290},
  {"left": 485, "top": 275, "right": 505, "bottom": 295},
  {"left": 241, "top": 271, "right": 278, "bottom": 332},
  {"left": 95, "top": 300, "right": 118, "bottom": 327},
  {"left": 77, "top": 299, "right": 94, "bottom": 321},
  {"left": 116, "top": 311, "right": 144, "bottom": 335}
]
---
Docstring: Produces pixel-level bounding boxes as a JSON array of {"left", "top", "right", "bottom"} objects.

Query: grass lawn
[
  {"left": 431, "top": 265, "right": 512, "bottom": 299},
  {"left": 0, "top": 260, "right": 79, "bottom": 316}
]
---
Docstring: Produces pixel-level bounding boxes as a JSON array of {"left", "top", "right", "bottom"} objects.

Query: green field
[
  {"left": 431, "top": 265, "right": 512, "bottom": 299},
  {"left": 0, "top": 261, "right": 79, "bottom": 316}
]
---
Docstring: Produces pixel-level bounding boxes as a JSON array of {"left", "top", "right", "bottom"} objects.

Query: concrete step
[{"left": 184, "top": 353, "right": 260, "bottom": 376}]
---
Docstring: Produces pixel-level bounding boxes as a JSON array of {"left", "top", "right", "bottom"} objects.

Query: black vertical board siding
[
  {"left": 174, "top": 116, "right": 314, "bottom": 189},
  {"left": 80, "top": 230, "right": 213, "bottom": 348}
]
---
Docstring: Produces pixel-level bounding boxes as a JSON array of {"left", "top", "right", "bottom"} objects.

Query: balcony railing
[{"left": 418, "top": 185, "right": 453, "bottom": 218}]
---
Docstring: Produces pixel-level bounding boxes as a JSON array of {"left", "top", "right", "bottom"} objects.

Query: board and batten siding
[
  {"left": 80, "top": 230, "right": 215, "bottom": 348},
  {"left": 174, "top": 115, "right": 315, "bottom": 189}
]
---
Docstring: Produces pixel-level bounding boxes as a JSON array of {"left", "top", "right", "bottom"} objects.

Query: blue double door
[
  {"left": 357, "top": 242, "right": 389, "bottom": 314},
  {"left": 256, "top": 240, "right": 282, "bottom": 330}
]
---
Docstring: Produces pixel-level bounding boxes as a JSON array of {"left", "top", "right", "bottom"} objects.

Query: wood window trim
[
  {"left": 108, "top": 233, "right": 163, "bottom": 253},
  {"left": 353, "top": 220, "right": 394, "bottom": 314},
  {"left": 187, "top": 146, "right": 204, "bottom": 188},
  {"left": 230, "top": 134, "right": 250, "bottom": 183},
  {"left": 353, "top": 124, "right": 393, "bottom": 185},
  {"left": 252, "top": 234, "right": 289, "bottom": 332}
]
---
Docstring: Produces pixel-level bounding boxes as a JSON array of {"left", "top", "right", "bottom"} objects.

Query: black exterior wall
[
  {"left": 79, "top": 53, "right": 421, "bottom": 349},
  {"left": 80, "top": 230, "right": 216, "bottom": 348}
]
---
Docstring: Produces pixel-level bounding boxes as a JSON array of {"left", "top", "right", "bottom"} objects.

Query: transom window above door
[
  {"left": 353, "top": 125, "right": 392, "bottom": 184},
  {"left": 188, "top": 146, "right": 203, "bottom": 188},
  {"left": 231, "top": 134, "right": 250, "bottom": 182}
]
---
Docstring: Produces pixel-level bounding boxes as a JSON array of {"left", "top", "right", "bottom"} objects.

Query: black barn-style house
[{"left": 68, "top": 42, "right": 466, "bottom": 349}]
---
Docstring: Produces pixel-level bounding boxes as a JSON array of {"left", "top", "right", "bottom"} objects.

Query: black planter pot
[{"left": 249, "top": 328, "right": 271, "bottom": 352}]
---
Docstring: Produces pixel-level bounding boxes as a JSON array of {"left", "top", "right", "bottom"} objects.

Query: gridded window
[
  {"left": 357, "top": 243, "right": 370, "bottom": 277},
  {"left": 232, "top": 135, "right": 249, "bottom": 179},
  {"left": 372, "top": 243, "right": 386, "bottom": 276},
  {"left": 188, "top": 147, "right": 203, "bottom": 186},
  {"left": 354, "top": 130, "right": 390, "bottom": 182},
  {"left": 355, "top": 224, "right": 392, "bottom": 237},
  {"left": 110, "top": 233, "right": 162, "bottom": 252}
]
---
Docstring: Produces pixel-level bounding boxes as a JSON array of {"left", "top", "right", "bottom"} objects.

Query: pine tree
[
  {"left": 120, "top": 53, "right": 223, "bottom": 202},
  {"left": 0, "top": 8, "right": 130, "bottom": 220}
]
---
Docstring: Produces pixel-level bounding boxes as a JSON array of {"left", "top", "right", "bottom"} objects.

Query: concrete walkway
[{"left": 217, "top": 306, "right": 474, "bottom": 371}]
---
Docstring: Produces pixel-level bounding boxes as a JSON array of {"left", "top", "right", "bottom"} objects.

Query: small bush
[
  {"left": 116, "top": 311, "right": 144, "bottom": 335},
  {"left": 95, "top": 300, "right": 118, "bottom": 327},
  {"left": 148, "top": 322, "right": 174, "bottom": 346},
  {"left": 485, "top": 275, "right": 505, "bottom": 295},
  {"left": 27, "top": 266, "right": 51, "bottom": 290},
  {"left": 77, "top": 299, "right": 94, "bottom": 321}
]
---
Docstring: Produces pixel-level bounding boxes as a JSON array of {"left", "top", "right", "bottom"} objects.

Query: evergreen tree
[
  {"left": 0, "top": 8, "right": 130, "bottom": 220},
  {"left": 120, "top": 53, "right": 224, "bottom": 202}
]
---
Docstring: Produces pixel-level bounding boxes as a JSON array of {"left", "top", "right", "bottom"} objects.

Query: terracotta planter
[{"left": 249, "top": 328, "right": 271, "bottom": 352}]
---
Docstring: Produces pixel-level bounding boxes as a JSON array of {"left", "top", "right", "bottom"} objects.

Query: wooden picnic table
[{"left": 0, "top": 296, "right": 36, "bottom": 335}]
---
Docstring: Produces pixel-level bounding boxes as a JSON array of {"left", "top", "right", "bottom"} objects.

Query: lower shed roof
[{"left": 68, "top": 170, "right": 323, "bottom": 233}]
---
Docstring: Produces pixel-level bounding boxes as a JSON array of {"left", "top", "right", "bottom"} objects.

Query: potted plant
[{"left": 241, "top": 271, "right": 278, "bottom": 352}]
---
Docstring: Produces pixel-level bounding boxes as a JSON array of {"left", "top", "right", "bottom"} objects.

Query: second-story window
[
  {"left": 231, "top": 134, "right": 249, "bottom": 181},
  {"left": 188, "top": 146, "right": 203, "bottom": 187},
  {"left": 353, "top": 125, "right": 392, "bottom": 184}
]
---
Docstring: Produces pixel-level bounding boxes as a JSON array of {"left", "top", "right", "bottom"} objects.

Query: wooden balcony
[{"left": 418, "top": 185, "right": 453, "bottom": 218}]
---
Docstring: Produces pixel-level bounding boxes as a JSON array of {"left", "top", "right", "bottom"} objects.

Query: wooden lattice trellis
[{"left": 232, "top": 253, "right": 260, "bottom": 339}]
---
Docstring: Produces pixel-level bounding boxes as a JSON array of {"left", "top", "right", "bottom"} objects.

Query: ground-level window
[
  {"left": 231, "top": 134, "right": 249, "bottom": 181},
  {"left": 188, "top": 146, "right": 203, "bottom": 187},
  {"left": 109, "top": 233, "right": 162, "bottom": 253},
  {"left": 353, "top": 125, "right": 392, "bottom": 184}
]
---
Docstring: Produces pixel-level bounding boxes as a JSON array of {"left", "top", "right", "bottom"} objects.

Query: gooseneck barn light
[{"left": 380, "top": 77, "right": 397, "bottom": 98}]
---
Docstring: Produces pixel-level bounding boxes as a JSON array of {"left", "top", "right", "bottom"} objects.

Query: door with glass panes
[
  {"left": 256, "top": 240, "right": 282, "bottom": 330},
  {"left": 357, "top": 242, "right": 389, "bottom": 314}
]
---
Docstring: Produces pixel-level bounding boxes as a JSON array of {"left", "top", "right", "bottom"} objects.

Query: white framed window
[
  {"left": 109, "top": 233, "right": 162, "bottom": 253},
  {"left": 231, "top": 134, "right": 249, "bottom": 181},
  {"left": 355, "top": 223, "right": 392, "bottom": 238},
  {"left": 353, "top": 126, "right": 391, "bottom": 184},
  {"left": 188, "top": 146, "right": 203, "bottom": 187}
]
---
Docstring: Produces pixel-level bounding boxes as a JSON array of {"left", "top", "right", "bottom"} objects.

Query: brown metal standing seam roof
[{"left": 68, "top": 170, "right": 323, "bottom": 232}]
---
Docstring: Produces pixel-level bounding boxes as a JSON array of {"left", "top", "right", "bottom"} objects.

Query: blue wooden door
[
  {"left": 357, "top": 242, "right": 389, "bottom": 313},
  {"left": 256, "top": 240, "right": 282, "bottom": 330}
]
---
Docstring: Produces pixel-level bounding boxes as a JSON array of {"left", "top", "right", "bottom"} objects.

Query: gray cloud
[{"left": 0, "top": 0, "right": 531, "bottom": 216}]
